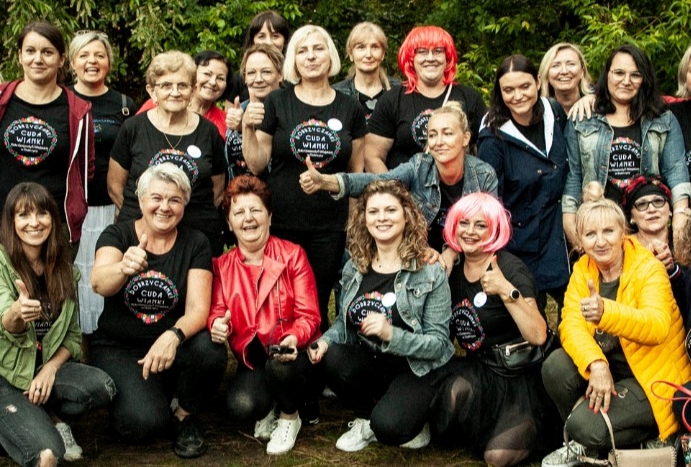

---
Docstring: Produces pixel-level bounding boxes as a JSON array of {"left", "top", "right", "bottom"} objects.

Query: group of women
[{"left": 2, "top": 10, "right": 691, "bottom": 467}]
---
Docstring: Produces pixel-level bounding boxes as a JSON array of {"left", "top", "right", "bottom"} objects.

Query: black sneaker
[
  {"left": 175, "top": 415, "right": 207, "bottom": 458},
  {"left": 300, "top": 397, "right": 320, "bottom": 426}
]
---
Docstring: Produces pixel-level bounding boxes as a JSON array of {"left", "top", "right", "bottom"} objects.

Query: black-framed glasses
[{"left": 633, "top": 197, "right": 666, "bottom": 212}]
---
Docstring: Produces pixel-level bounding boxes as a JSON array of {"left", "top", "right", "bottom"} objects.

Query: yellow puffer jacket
[{"left": 559, "top": 236, "right": 691, "bottom": 440}]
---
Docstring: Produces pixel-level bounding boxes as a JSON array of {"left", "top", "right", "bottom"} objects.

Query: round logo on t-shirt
[
  {"left": 607, "top": 136, "right": 642, "bottom": 191},
  {"left": 410, "top": 109, "right": 434, "bottom": 149},
  {"left": 124, "top": 270, "right": 180, "bottom": 324},
  {"left": 347, "top": 291, "right": 393, "bottom": 327},
  {"left": 289, "top": 118, "right": 342, "bottom": 168},
  {"left": 225, "top": 130, "right": 245, "bottom": 167},
  {"left": 149, "top": 148, "right": 200, "bottom": 185},
  {"left": 3, "top": 116, "right": 58, "bottom": 166},
  {"left": 450, "top": 298, "right": 485, "bottom": 351}
]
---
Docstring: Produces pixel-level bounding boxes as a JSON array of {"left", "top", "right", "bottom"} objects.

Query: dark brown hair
[{"left": 18, "top": 21, "right": 67, "bottom": 83}]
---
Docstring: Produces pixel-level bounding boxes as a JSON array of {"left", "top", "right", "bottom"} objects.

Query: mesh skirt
[{"left": 74, "top": 204, "right": 116, "bottom": 334}]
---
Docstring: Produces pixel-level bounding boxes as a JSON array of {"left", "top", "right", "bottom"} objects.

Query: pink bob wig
[
  {"left": 443, "top": 192, "right": 512, "bottom": 254},
  {"left": 398, "top": 25, "right": 458, "bottom": 94}
]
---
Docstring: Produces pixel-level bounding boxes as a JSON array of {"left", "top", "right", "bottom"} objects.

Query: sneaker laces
[
  {"left": 546, "top": 441, "right": 588, "bottom": 463},
  {"left": 57, "top": 424, "right": 77, "bottom": 447}
]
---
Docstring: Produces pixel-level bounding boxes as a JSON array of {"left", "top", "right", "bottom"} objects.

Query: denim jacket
[
  {"left": 321, "top": 260, "right": 454, "bottom": 377},
  {"left": 335, "top": 153, "right": 498, "bottom": 225},
  {"left": 562, "top": 110, "right": 691, "bottom": 213}
]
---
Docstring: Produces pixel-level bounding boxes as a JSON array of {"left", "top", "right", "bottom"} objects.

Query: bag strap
[
  {"left": 441, "top": 84, "right": 453, "bottom": 106},
  {"left": 651, "top": 380, "right": 691, "bottom": 432},
  {"left": 121, "top": 93, "right": 130, "bottom": 117}
]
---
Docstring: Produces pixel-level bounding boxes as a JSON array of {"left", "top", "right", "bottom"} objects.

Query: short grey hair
[
  {"left": 136, "top": 163, "right": 191, "bottom": 205},
  {"left": 283, "top": 25, "right": 340, "bottom": 84}
]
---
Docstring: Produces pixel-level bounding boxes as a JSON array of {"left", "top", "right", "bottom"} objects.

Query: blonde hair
[
  {"left": 283, "top": 25, "right": 340, "bottom": 84},
  {"left": 575, "top": 183, "right": 627, "bottom": 244},
  {"left": 343, "top": 22, "right": 391, "bottom": 90},
  {"left": 431, "top": 101, "right": 469, "bottom": 133},
  {"left": 538, "top": 43, "right": 592, "bottom": 98},
  {"left": 676, "top": 45, "right": 691, "bottom": 98},
  {"left": 69, "top": 32, "right": 113, "bottom": 76},
  {"left": 145, "top": 51, "right": 196, "bottom": 87}
]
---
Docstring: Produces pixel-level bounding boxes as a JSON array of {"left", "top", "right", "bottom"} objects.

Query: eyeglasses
[
  {"left": 244, "top": 69, "right": 276, "bottom": 82},
  {"left": 415, "top": 47, "right": 445, "bottom": 57},
  {"left": 153, "top": 82, "right": 192, "bottom": 93},
  {"left": 609, "top": 69, "right": 643, "bottom": 83},
  {"left": 633, "top": 197, "right": 667, "bottom": 211},
  {"left": 75, "top": 30, "right": 109, "bottom": 40}
]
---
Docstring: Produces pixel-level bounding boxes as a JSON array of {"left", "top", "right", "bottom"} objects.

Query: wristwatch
[
  {"left": 168, "top": 326, "right": 186, "bottom": 343},
  {"left": 507, "top": 288, "right": 520, "bottom": 302}
]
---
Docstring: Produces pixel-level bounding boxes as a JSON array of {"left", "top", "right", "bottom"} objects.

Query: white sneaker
[
  {"left": 254, "top": 408, "right": 278, "bottom": 441},
  {"left": 55, "top": 422, "right": 83, "bottom": 461},
  {"left": 266, "top": 417, "right": 302, "bottom": 455},
  {"left": 541, "top": 440, "right": 589, "bottom": 467},
  {"left": 400, "top": 422, "right": 430, "bottom": 449},
  {"left": 335, "top": 418, "right": 377, "bottom": 452}
]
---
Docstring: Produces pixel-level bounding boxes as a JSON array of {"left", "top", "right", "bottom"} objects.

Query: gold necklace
[{"left": 157, "top": 108, "right": 188, "bottom": 150}]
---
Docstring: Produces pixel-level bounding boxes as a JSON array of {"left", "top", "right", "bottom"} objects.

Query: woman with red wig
[{"left": 365, "top": 25, "right": 485, "bottom": 172}]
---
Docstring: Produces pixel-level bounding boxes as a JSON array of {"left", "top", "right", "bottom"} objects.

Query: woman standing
[
  {"left": 366, "top": 25, "right": 485, "bottom": 172},
  {"left": 108, "top": 51, "right": 226, "bottom": 256},
  {"left": 538, "top": 43, "right": 592, "bottom": 114},
  {"left": 478, "top": 55, "right": 570, "bottom": 312},
  {"left": 0, "top": 183, "right": 114, "bottom": 466},
  {"left": 562, "top": 44, "right": 690, "bottom": 249},
  {"left": 308, "top": 181, "right": 454, "bottom": 451},
  {"left": 242, "top": 25, "right": 368, "bottom": 332},
  {"left": 0, "top": 21, "right": 94, "bottom": 247},
  {"left": 332, "top": 22, "right": 400, "bottom": 121},
  {"left": 69, "top": 31, "right": 136, "bottom": 335}
]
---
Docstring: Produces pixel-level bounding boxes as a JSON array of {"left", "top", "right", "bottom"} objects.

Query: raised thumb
[
  {"left": 305, "top": 156, "right": 317, "bottom": 172},
  {"left": 233, "top": 96, "right": 241, "bottom": 109},
  {"left": 587, "top": 279, "right": 597, "bottom": 297},
  {"left": 15, "top": 279, "right": 29, "bottom": 298},
  {"left": 490, "top": 255, "right": 499, "bottom": 269},
  {"left": 138, "top": 233, "right": 148, "bottom": 250},
  {"left": 222, "top": 310, "right": 231, "bottom": 324}
]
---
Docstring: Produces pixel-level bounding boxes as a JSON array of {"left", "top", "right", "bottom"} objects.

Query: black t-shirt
[
  {"left": 0, "top": 93, "right": 70, "bottom": 220},
  {"left": 605, "top": 123, "right": 642, "bottom": 204},
  {"left": 224, "top": 101, "right": 257, "bottom": 180},
  {"left": 258, "top": 87, "right": 368, "bottom": 231},
  {"left": 448, "top": 250, "right": 538, "bottom": 350},
  {"left": 513, "top": 118, "right": 546, "bottom": 153},
  {"left": 96, "top": 221, "right": 212, "bottom": 344},
  {"left": 71, "top": 88, "right": 136, "bottom": 206},
  {"left": 110, "top": 113, "right": 226, "bottom": 238},
  {"left": 429, "top": 180, "right": 464, "bottom": 252},
  {"left": 368, "top": 84, "right": 487, "bottom": 169},
  {"left": 346, "top": 269, "right": 411, "bottom": 332},
  {"left": 669, "top": 100, "right": 691, "bottom": 179}
]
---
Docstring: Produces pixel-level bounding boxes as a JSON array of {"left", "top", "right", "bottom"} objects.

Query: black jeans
[
  {"left": 90, "top": 330, "right": 228, "bottom": 441},
  {"left": 226, "top": 351, "right": 322, "bottom": 421},
  {"left": 272, "top": 228, "right": 346, "bottom": 333},
  {"left": 323, "top": 343, "right": 439, "bottom": 445}
]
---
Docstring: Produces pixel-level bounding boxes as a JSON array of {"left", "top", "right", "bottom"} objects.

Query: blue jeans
[
  {"left": 0, "top": 362, "right": 115, "bottom": 467},
  {"left": 90, "top": 330, "right": 227, "bottom": 441}
]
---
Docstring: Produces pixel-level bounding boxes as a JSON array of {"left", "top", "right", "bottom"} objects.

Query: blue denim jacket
[
  {"left": 335, "top": 153, "right": 498, "bottom": 225},
  {"left": 321, "top": 260, "right": 454, "bottom": 377},
  {"left": 562, "top": 111, "right": 691, "bottom": 213}
]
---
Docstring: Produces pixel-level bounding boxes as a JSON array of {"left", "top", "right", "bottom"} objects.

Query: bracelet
[
  {"left": 669, "top": 263, "right": 681, "bottom": 280},
  {"left": 168, "top": 326, "right": 186, "bottom": 343}
]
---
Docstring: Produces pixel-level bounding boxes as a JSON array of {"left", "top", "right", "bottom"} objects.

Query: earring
[{"left": 630, "top": 219, "right": 635, "bottom": 225}]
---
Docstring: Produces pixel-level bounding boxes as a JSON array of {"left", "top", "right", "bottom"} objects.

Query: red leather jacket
[{"left": 207, "top": 236, "right": 320, "bottom": 369}]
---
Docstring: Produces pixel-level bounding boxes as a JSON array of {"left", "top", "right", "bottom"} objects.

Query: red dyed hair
[
  {"left": 223, "top": 174, "right": 273, "bottom": 219},
  {"left": 397, "top": 26, "right": 458, "bottom": 94},
  {"left": 443, "top": 192, "right": 512, "bottom": 254}
]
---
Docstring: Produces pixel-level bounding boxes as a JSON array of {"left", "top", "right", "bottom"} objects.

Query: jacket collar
[
  {"left": 496, "top": 96, "right": 555, "bottom": 157},
  {"left": 234, "top": 236, "right": 288, "bottom": 308}
]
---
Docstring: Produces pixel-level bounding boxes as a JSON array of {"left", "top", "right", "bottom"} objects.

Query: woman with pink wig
[
  {"left": 431, "top": 192, "right": 554, "bottom": 467},
  {"left": 365, "top": 26, "right": 485, "bottom": 172}
]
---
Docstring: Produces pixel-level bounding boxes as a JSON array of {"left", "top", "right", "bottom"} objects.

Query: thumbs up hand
[
  {"left": 242, "top": 102, "right": 265, "bottom": 128},
  {"left": 121, "top": 233, "right": 148, "bottom": 276},
  {"left": 299, "top": 156, "right": 326, "bottom": 194},
  {"left": 479, "top": 256, "right": 512, "bottom": 300},
  {"left": 225, "top": 96, "right": 244, "bottom": 131},
  {"left": 13, "top": 279, "right": 43, "bottom": 323},
  {"left": 211, "top": 310, "right": 231, "bottom": 343},
  {"left": 580, "top": 279, "right": 604, "bottom": 323}
]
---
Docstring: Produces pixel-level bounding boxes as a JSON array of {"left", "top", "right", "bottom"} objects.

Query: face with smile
[
  {"left": 139, "top": 179, "right": 185, "bottom": 234},
  {"left": 499, "top": 71, "right": 540, "bottom": 125},
  {"left": 73, "top": 39, "right": 110, "bottom": 88},
  {"left": 455, "top": 211, "right": 490, "bottom": 257},
  {"left": 295, "top": 33, "right": 331, "bottom": 82},
  {"left": 19, "top": 31, "right": 65, "bottom": 86},
  {"left": 148, "top": 70, "right": 194, "bottom": 114},
  {"left": 244, "top": 52, "right": 282, "bottom": 101},
  {"left": 630, "top": 194, "right": 670, "bottom": 237},
  {"left": 413, "top": 46, "right": 447, "bottom": 88},
  {"left": 14, "top": 205, "right": 52, "bottom": 253},
  {"left": 548, "top": 47, "right": 583, "bottom": 94},
  {"left": 228, "top": 193, "right": 271, "bottom": 251},
  {"left": 607, "top": 52, "right": 642, "bottom": 107},
  {"left": 254, "top": 22, "right": 286, "bottom": 52},
  {"left": 365, "top": 193, "right": 406, "bottom": 247},
  {"left": 350, "top": 39, "right": 385, "bottom": 76},
  {"left": 427, "top": 113, "right": 470, "bottom": 166},
  {"left": 579, "top": 212, "right": 626, "bottom": 271},
  {"left": 195, "top": 59, "right": 228, "bottom": 105}
]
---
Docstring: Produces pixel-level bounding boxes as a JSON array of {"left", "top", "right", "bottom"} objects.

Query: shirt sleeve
[
  {"left": 109, "top": 117, "right": 135, "bottom": 169},
  {"left": 257, "top": 91, "right": 279, "bottom": 136},
  {"left": 367, "top": 87, "right": 399, "bottom": 139}
]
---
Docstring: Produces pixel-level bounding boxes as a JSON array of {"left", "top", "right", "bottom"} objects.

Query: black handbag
[{"left": 478, "top": 329, "right": 559, "bottom": 377}]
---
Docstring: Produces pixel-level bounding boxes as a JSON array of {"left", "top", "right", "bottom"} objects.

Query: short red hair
[{"left": 397, "top": 26, "right": 458, "bottom": 94}]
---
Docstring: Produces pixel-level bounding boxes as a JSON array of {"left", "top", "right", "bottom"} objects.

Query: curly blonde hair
[{"left": 347, "top": 180, "right": 428, "bottom": 274}]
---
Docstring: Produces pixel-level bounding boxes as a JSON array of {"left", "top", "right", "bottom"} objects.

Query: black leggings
[{"left": 323, "top": 343, "right": 439, "bottom": 445}]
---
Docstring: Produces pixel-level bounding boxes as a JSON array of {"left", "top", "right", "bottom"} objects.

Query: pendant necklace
[{"left": 158, "top": 108, "right": 188, "bottom": 150}]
